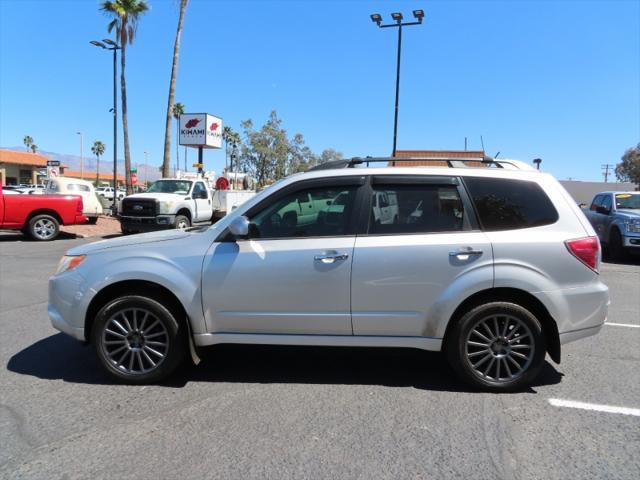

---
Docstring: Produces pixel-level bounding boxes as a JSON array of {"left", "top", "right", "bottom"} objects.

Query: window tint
[
  {"left": 67, "top": 184, "right": 91, "bottom": 192},
  {"left": 601, "top": 194, "right": 612, "bottom": 211},
  {"left": 368, "top": 185, "right": 465, "bottom": 234},
  {"left": 464, "top": 177, "right": 558, "bottom": 231},
  {"left": 193, "top": 182, "right": 208, "bottom": 198},
  {"left": 590, "top": 195, "right": 603, "bottom": 211},
  {"left": 248, "top": 186, "right": 358, "bottom": 239}
]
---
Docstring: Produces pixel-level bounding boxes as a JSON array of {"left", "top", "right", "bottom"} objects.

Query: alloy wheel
[
  {"left": 464, "top": 314, "right": 535, "bottom": 383},
  {"left": 100, "top": 308, "right": 169, "bottom": 375},
  {"left": 33, "top": 218, "right": 57, "bottom": 240}
]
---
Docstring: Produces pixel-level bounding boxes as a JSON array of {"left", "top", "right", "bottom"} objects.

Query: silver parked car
[{"left": 48, "top": 157, "right": 609, "bottom": 391}]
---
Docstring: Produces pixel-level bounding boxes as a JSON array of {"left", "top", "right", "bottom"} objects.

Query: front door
[
  {"left": 192, "top": 181, "right": 212, "bottom": 222},
  {"left": 351, "top": 176, "right": 493, "bottom": 337},
  {"left": 202, "top": 178, "right": 364, "bottom": 335}
]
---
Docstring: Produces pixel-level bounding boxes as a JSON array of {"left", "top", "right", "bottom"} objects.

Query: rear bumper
[{"left": 73, "top": 215, "right": 88, "bottom": 224}]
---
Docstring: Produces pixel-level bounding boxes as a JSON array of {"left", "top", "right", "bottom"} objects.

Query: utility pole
[
  {"left": 601, "top": 164, "right": 614, "bottom": 183},
  {"left": 76, "top": 132, "right": 84, "bottom": 178}
]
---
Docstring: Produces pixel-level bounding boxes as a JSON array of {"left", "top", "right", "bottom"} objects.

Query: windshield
[
  {"left": 615, "top": 193, "right": 640, "bottom": 210},
  {"left": 147, "top": 180, "right": 192, "bottom": 194}
]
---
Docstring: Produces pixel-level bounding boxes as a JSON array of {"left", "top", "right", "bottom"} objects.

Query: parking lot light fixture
[
  {"left": 369, "top": 9, "right": 424, "bottom": 160},
  {"left": 91, "top": 38, "right": 121, "bottom": 212}
]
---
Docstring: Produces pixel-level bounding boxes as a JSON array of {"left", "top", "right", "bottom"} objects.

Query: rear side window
[
  {"left": 368, "top": 184, "right": 466, "bottom": 235},
  {"left": 464, "top": 177, "right": 558, "bottom": 231},
  {"left": 67, "top": 184, "right": 91, "bottom": 192}
]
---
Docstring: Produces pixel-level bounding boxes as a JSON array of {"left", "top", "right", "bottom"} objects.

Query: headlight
[
  {"left": 158, "top": 200, "right": 176, "bottom": 213},
  {"left": 55, "top": 255, "right": 86, "bottom": 275},
  {"left": 623, "top": 220, "right": 640, "bottom": 233}
]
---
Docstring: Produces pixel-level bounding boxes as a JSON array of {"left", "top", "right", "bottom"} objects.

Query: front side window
[
  {"left": 590, "top": 195, "right": 604, "bottom": 211},
  {"left": 193, "top": 182, "right": 208, "bottom": 198},
  {"left": 601, "top": 195, "right": 612, "bottom": 212},
  {"left": 248, "top": 185, "right": 358, "bottom": 239},
  {"left": 464, "top": 177, "right": 559, "bottom": 231},
  {"left": 368, "top": 184, "right": 465, "bottom": 234}
]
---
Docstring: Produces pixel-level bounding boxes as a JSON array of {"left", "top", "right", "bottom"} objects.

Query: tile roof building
[{"left": 0, "top": 149, "right": 50, "bottom": 185}]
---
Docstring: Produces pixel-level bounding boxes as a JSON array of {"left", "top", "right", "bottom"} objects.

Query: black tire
[
  {"left": 609, "top": 228, "right": 627, "bottom": 262},
  {"left": 27, "top": 214, "right": 60, "bottom": 241},
  {"left": 175, "top": 214, "right": 190, "bottom": 230},
  {"left": 92, "top": 295, "right": 187, "bottom": 384},
  {"left": 446, "top": 302, "right": 546, "bottom": 392},
  {"left": 87, "top": 216, "right": 99, "bottom": 225},
  {"left": 120, "top": 224, "right": 133, "bottom": 235}
]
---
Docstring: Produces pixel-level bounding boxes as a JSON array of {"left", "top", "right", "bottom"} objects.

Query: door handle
[
  {"left": 314, "top": 253, "right": 349, "bottom": 264},
  {"left": 449, "top": 247, "right": 483, "bottom": 258}
]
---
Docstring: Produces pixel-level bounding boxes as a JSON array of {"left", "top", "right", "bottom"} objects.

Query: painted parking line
[
  {"left": 548, "top": 398, "right": 640, "bottom": 417},
  {"left": 605, "top": 322, "right": 640, "bottom": 328}
]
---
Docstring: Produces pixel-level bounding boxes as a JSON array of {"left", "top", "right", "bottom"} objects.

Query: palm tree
[
  {"left": 30, "top": 144, "right": 38, "bottom": 154},
  {"left": 91, "top": 140, "right": 106, "bottom": 184},
  {"left": 222, "top": 126, "right": 241, "bottom": 172},
  {"left": 101, "top": 0, "right": 149, "bottom": 194},
  {"left": 172, "top": 102, "right": 185, "bottom": 173},
  {"left": 162, "top": 0, "right": 189, "bottom": 178},
  {"left": 23, "top": 135, "right": 33, "bottom": 152}
]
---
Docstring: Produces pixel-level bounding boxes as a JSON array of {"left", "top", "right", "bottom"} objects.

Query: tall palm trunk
[
  {"left": 96, "top": 154, "right": 100, "bottom": 184},
  {"left": 175, "top": 118, "right": 180, "bottom": 172},
  {"left": 162, "top": 0, "right": 188, "bottom": 178},
  {"left": 120, "top": 43, "right": 132, "bottom": 194}
]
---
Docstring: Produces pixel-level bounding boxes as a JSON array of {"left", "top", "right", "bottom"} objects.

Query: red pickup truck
[{"left": 0, "top": 190, "right": 87, "bottom": 240}]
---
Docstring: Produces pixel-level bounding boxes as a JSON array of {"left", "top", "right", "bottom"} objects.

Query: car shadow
[
  {"left": 0, "top": 232, "right": 80, "bottom": 242},
  {"left": 7, "top": 333, "right": 563, "bottom": 393}
]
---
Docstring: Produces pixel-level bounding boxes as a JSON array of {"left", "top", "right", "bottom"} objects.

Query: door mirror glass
[{"left": 228, "top": 215, "right": 250, "bottom": 238}]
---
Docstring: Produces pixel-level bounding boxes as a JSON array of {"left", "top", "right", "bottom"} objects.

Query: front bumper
[
  {"left": 119, "top": 214, "right": 176, "bottom": 232},
  {"left": 622, "top": 234, "right": 640, "bottom": 249},
  {"left": 48, "top": 270, "right": 90, "bottom": 342},
  {"left": 49, "top": 303, "right": 85, "bottom": 341}
]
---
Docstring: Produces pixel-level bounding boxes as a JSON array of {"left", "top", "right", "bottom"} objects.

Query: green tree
[
  {"left": 30, "top": 144, "right": 38, "bottom": 154},
  {"left": 91, "top": 140, "right": 106, "bottom": 184},
  {"left": 172, "top": 102, "right": 185, "bottom": 172},
  {"left": 162, "top": 0, "right": 189, "bottom": 178},
  {"left": 615, "top": 143, "right": 640, "bottom": 186},
  {"left": 23, "top": 135, "right": 34, "bottom": 152},
  {"left": 222, "top": 126, "right": 241, "bottom": 172},
  {"left": 101, "top": 0, "right": 149, "bottom": 194}
]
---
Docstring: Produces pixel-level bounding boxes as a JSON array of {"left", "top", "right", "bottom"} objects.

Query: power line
[{"left": 601, "top": 164, "right": 614, "bottom": 183}]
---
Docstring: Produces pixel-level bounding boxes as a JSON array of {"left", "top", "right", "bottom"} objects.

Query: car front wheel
[
  {"left": 446, "top": 302, "right": 546, "bottom": 392},
  {"left": 92, "top": 295, "right": 187, "bottom": 384}
]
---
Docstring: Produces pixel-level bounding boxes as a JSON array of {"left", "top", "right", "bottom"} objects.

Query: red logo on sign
[
  {"left": 210, "top": 122, "right": 219, "bottom": 132},
  {"left": 185, "top": 119, "right": 201, "bottom": 129}
]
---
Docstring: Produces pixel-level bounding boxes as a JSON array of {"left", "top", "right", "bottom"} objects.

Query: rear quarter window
[{"left": 464, "top": 177, "right": 559, "bottom": 231}]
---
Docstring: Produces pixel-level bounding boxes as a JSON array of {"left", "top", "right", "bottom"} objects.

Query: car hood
[
  {"left": 67, "top": 229, "right": 196, "bottom": 255},
  {"left": 124, "top": 193, "right": 187, "bottom": 201},
  {"left": 616, "top": 209, "right": 640, "bottom": 218}
]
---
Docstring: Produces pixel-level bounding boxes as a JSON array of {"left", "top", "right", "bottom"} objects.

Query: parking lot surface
[{"left": 1, "top": 233, "right": 639, "bottom": 479}]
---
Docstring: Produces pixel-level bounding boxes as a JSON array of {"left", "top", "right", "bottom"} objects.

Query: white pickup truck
[{"left": 119, "top": 178, "right": 256, "bottom": 233}]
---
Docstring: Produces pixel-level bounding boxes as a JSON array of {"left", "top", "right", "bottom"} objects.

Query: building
[
  {"left": 393, "top": 150, "right": 487, "bottom": 167},
  {"left": 0, "top": 149, "right": 51, "bottom": 185},
  {"left": 559, "top": 180, "right": 638, "bottom": 206},
  {"left": 63, "top": 170, "right": 125, "bottom": 186}
]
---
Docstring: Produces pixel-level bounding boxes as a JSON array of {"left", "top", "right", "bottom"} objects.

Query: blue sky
[{"left": 1, "top": 0, "right": 638, "bottom": 180}]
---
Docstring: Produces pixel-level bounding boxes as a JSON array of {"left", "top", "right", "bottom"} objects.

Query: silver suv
[{"left": 48, "top": 156, "right": 609, "bottom": 391}]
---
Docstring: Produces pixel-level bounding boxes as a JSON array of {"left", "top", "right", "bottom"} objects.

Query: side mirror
[
  {"left": 228, "top": 215, "right": 250, "bottom": 238},
  {"left": 596, "top": 205, "right": 611, "bottom": 215}
]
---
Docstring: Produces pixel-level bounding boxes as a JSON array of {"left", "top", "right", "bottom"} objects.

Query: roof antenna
[
  {"left": 494, "top": 151, "right": 500, "bottom": 159},
  {"left": 480, "top": 135, "right": 485, "bottom": 153},
  {"left": 464, "top": 137, "right": 467, "bottom": 151}
]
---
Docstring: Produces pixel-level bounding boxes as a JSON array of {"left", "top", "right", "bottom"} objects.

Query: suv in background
[{"left": 48, "top": 157, "right": 608, "bottom": 391}]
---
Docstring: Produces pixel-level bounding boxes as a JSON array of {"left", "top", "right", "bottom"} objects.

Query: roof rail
[{"left": 308, "top": 155, "right": 528, "bottom": 171}]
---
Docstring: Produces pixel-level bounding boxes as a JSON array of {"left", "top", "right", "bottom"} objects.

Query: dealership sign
[{"left": 179, "top": 113, "right": 223, "bottom": 149}]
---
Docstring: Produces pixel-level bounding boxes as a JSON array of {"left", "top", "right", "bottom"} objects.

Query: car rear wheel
[
  {"left": 92, "top": 295, "right": 187, "bottom": 384},
  {"left": 86, "top": 216, "right": 99, "bottom": 225},
  {"left": 446, "top": 302, "right": 546, "bottom": 392},
  {"left": 27, "top": 214, "right": 60, "bottom": 241}
]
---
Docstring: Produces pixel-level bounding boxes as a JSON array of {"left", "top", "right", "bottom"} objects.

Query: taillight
[{"left": 565, "top": 236, "right": 600, "bottom": 272}]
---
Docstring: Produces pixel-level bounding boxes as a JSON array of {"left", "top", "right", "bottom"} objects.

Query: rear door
[{"left": 351, "top": 176, "right": 493, "bottom": 337}]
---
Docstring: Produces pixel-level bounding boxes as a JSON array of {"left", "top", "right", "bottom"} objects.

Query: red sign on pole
[{"left": 131, "top": 172, "right": 138, "bottom": 185}]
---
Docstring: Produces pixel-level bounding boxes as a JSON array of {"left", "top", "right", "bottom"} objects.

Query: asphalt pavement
[{"left": 0, "top": 232, "right": 639, "bottom": 479}]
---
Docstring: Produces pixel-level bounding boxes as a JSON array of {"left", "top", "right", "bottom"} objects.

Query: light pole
[
  {"left": 90, "top": 39, "right": 121, "bottom": 213},
  {"left": 143, "top": 151, "right": 149, "bottom": 186},
  {"left": 370, "top": 10, "right": 424, "bottom": 161},
  {"left": 76, "top": 132, "right": 83, "bottom": 178}
]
